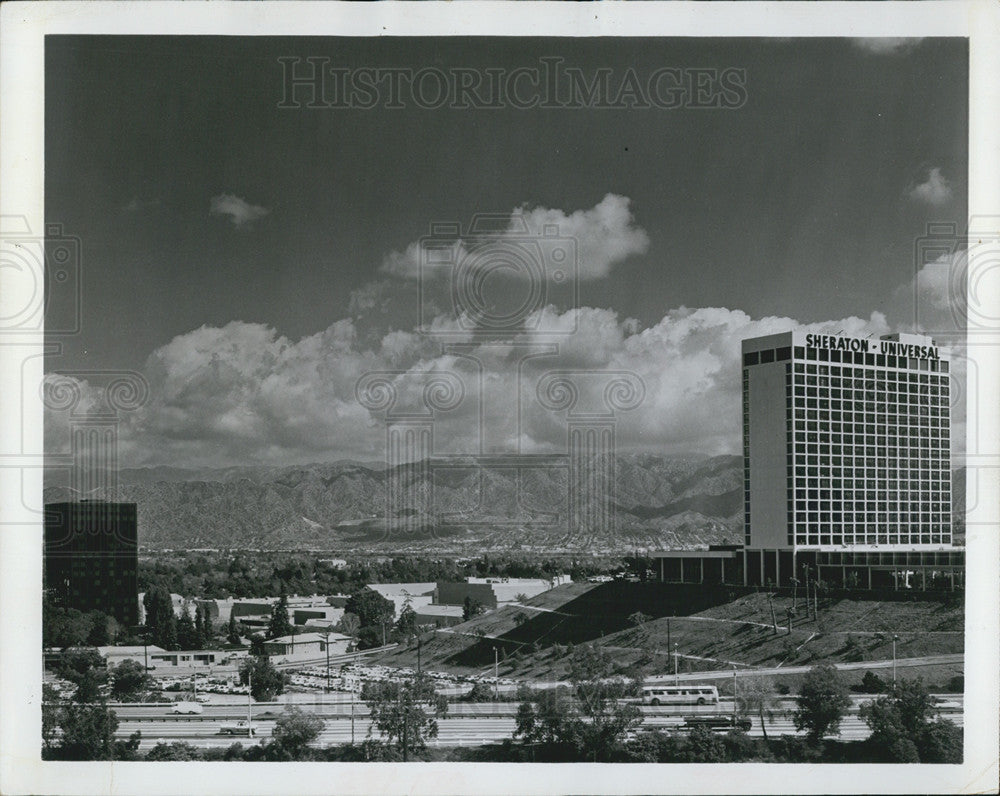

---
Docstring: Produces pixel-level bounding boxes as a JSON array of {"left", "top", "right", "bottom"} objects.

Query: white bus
[{"left": 641, "top": 685, "right": 719, "bottom": 706}]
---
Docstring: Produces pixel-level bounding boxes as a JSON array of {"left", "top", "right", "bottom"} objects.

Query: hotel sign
[{"left": 805, "top": 334, "right": 940, "bottom": 360}]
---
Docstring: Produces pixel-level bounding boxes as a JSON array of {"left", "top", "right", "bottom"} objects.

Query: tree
[
  {"left": 86, "top": 612, "right": 111, "bottom": 647},
  {"left": 794, "top": 663, "right": 851, "bottom": 744},
  {"left": 146, "top": 741, "right": 202, "bottom": 761},
  {"left": 346, "top": 588, "right": 394, "bottom": 630},
  {"left": 684, "top": 725, "right": 728, "bottom": 762},
  {"left": 395, "top": 603, "right": 417, "bottom": 642},
  {"left": 462, "top": 596, "right": 485, "bottom": 621},
  {"left": 362, "top": 674, "right": 449, "bottom": 760},
  {"left": 176, "top": 608, "right": 199, "bottom": 650},
  {"left": 918, "top": 719, "right": 963, "bottom": 764},
  {"left": 269, "top": 706, "right": 325, "bottom": 760},
  {"left": 143, "top": 587, "right": 178, "bottom": 650},
  {"left": 43, "top": 596, "right": 91, "bottom": 650},
  {"left": 194, "top": 605, "right": 206, "bottom": 648},
  {"left": 110, "top": 659, "right": 152, "bottom": 702},
  {"left": 267, "top": 592, "right": 293, "bottom": 640},
  {"left": 55, "top": 648, "right": 108, "bottom": 703},
  {"left": 239, "top": 655, "right": 288, "bottom": 702},
  {"left": 859, "top": 677, "right": 957, "bottom": 763},
  {"left": 227, "top": 614, "right": 242, "bottom": 646},
  {"left": 513, "top": 648, "right": 640, "bottom": 762},
  {"left": 336, "top": 612, "right": 361, "bottom": 638},
  {"left": 737, "top": 675, "right": 781, "bottom": 741},
  {"left": 50, "top": 701, "right": 120, "bottom": 760}
]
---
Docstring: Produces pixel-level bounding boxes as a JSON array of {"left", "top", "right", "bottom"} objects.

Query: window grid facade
[{"left": 743, "top": 333, "right": 952, "bottom": 553}]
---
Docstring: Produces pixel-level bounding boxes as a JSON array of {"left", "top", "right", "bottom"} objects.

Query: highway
[
  {"left": 112, "top": 695, "right": 963, "bottom": 750},
  {"left": 644, "top": 654, "right": 965, "bottom": 683}
]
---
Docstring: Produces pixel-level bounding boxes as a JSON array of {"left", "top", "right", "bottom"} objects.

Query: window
[
  {"left": 744, "top": 352, "right": 759, "bottom": 366},
  {"left": 760, "top": 349, "right": 775, "bottom": 363}
]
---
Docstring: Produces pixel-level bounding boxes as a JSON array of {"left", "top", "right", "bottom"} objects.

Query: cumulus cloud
[
  {"left": 43, "top": 304, "right": 906, "bottom": 469},
  {"left": 908, "top": 167, "right": 954, "bottom": 207},
  {"left": 209, "top": 194, "right": 270, "bottom": 227},
  {"left": 851, "top": 38, "right": 923, "bottom": 55},
  {"left": 380, "top": 194, "right": 648, "bottom": 281},
  {"left": 43, "top": 215, "right": 968, "bottom": 468}
]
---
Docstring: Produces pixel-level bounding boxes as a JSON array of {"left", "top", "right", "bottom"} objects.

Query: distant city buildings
[
  {"left": 44, "top": 501, "right": 139, "bottom": 626},
  {"left": 655, "top": 331, "right": 964, "bottom": 591}
]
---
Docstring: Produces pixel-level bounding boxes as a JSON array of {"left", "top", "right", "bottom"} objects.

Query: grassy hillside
[{"left": 374, "top": 582, "right": 963, "bottom": 683}]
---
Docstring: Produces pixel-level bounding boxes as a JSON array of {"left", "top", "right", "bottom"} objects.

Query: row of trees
[
  {"left": 138, "top": 551, "right": 601, "bottom": 603},
  {"left": 142, "top": 587, "right": 216, "bottom": 651}
]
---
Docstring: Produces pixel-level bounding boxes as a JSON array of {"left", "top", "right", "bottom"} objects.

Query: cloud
[
  {"left": 908, "top": 167, "right": 954, "bottom": 206},
  {"left": 43, "top": 218, "right": 966, "bottom": 468},
  {"left": 209, "top": 194, "right": 270, "bottom": 227},
  {"left": 851, "top": 38, "right": 923, "bottom": 55},
  {"left": 43, "top": 304, "right": 911, "bottom": 469},
  {"left": 380, "top": 194, "right": 648, "bottom": 281}
]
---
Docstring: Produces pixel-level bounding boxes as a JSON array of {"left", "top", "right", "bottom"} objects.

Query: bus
[{"left": 641, "top": 685, "right": 719, "bottom": 706}]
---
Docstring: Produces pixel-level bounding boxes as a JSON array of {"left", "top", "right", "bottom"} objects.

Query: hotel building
[
  {"left": 44, "top": 501, "right": 140, "bottom": 625},
  {"left": 654, "top": 330, "right": 964, "bottom": 591}
]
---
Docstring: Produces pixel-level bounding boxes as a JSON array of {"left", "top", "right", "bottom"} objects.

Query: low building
[
  {"left": 413, "top": 604, "right": 464, "bottom": 628},
  {"left": 98, "top": 644, "right": 166, "bottom": 668},
  {"left": 260, "top": 632, "right": 351, "bottom": 658},
  {"left": 149, "top": 649, "right": 232, "bottom": 668},
  {"left": 367, "top": 583, "right": 436, "bottom": 619},
  {"left": 435, "top": 582, "right": 497, "bottom": 610},
  {"left": 293, "top": 606, "right": 344, "bottom": 627}
]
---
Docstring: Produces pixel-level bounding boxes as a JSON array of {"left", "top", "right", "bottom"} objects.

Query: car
[
  {"left": 683, "top": 716, "right": 752, "bottom": 733},
  {"left": 169, "top": 702, "right": 204, "bottom": 715},
  {"left": 218, "top": 720, "right": 256, "bottom": 736}
]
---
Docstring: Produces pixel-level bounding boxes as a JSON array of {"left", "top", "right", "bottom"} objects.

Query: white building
[{"left": 655, "top": 330, "right": 963, "bottom": 590}]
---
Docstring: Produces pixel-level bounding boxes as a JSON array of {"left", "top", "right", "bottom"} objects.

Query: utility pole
[
  {"left": 325, "top": 632, "right": 331, "bottom": 691},
  {"left": 351, "top": 681, "right": 356, "bottom": 744},
  {"left": 666, "top": 617, "right": 671, "bottom": 656},
  {"left": 493, "top": 647, "right": 499, "bottom": 701}
]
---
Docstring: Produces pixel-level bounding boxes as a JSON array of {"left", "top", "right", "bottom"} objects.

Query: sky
[{"left": 43, "top": 35, "right": 969, "bottom": 468}]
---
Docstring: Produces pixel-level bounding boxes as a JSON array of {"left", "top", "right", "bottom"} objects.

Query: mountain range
[{"left": 42, "top": 455, "right": 966, "bottom": 554}]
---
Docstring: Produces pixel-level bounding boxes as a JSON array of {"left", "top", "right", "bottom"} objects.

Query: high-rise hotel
[{"left": 654, "top": 330, "right": 964, "bottom": 591}]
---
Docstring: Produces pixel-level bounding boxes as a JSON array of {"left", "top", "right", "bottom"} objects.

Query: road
[
  {"left": 644, "top": 654, "right": 964, "bottom": 683},
  {"left": 112, "top": 695, "right": 963, "bottom": 750}
]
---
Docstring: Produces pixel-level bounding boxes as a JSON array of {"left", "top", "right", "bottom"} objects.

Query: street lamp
[{"left": 892, "top": 634, "right": 899, "bottom": 688}]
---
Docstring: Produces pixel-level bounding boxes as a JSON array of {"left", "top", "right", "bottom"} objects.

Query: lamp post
[
  {"left": 892, "top": 634, "right": 899, "bottom": 688},
  {"left": 673, "top": 644, "right": 679, "bottom": 684},
  {"left": 732, "top": 666, "right": 738, "bottom": 726},
  {"left": 324, "top": 631, "right": 331, "bottom": 692},
  {"left": 493, "top": 646, "right": 499, "bottom": 701}
]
